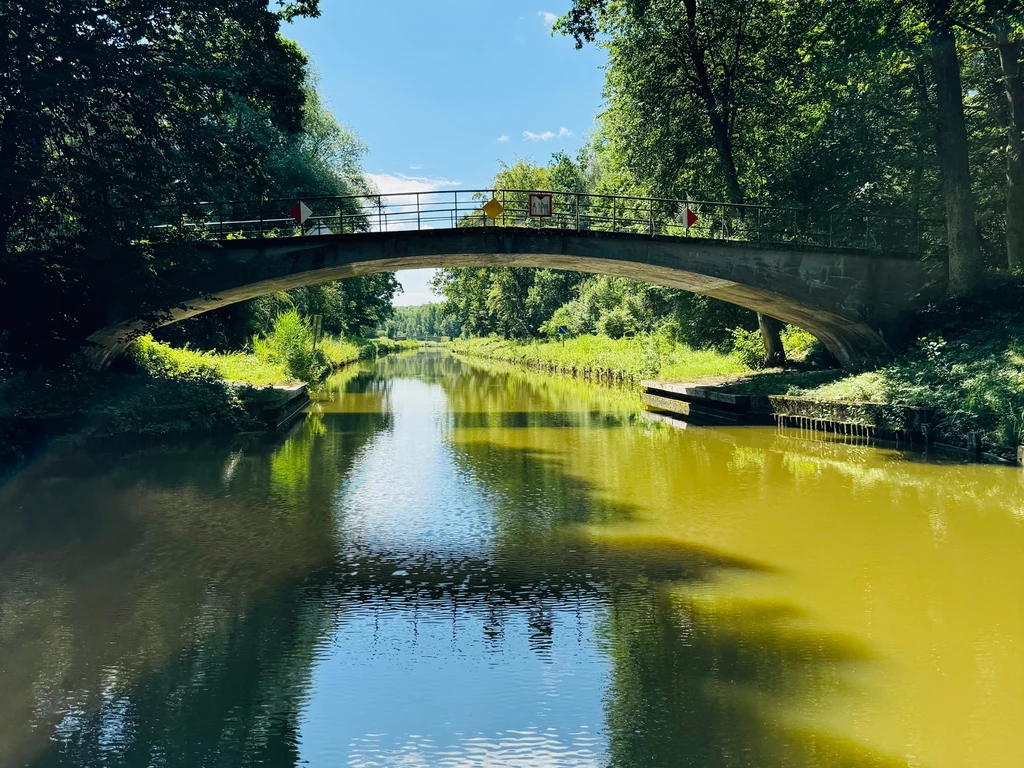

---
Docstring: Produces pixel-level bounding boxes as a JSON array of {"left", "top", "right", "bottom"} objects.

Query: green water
[{"left": 3, "top": 350, "right": 1024, "bottom": 768}]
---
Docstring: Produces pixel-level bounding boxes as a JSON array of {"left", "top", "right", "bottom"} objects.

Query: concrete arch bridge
[{"left": 87, "top": 189, "right": 947, "bottom": 368}]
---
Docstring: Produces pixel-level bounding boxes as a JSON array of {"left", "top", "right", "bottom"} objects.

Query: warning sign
[{"left": 528, "top": 193, "right": 553, "bottom": 218}]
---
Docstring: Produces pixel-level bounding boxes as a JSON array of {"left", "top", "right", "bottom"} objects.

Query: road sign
[
  {"left": 289, "top": 201, "right": 312, "bottom": 224},
  {"left": 482, "top": 197, "right": 504, "bottom": 221},
  {"left": 529, "top": 193, "right": 553, "bottom": 217},
  {"left": 684, "top": 207, "right": 698, "bottom": 229},
  {"left": 558, "top": 325, "right": 568, "bottom": 334}
]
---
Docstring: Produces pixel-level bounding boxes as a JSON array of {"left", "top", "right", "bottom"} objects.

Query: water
[{"left": 2, "top": 350, "right": 1023, "bottom": 768}]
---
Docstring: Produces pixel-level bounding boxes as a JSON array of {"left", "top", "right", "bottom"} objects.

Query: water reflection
[{"left": 1, "top": 351, "right": 1022, "bottom": 767}]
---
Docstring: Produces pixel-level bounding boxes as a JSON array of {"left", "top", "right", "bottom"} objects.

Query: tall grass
[
  {"left": 130, "top": 334, "right": 295, "bottom": 386},
  {"left": 449, "top": 334, "right": 749, "bottom": 386},
  {"left": 132, "top": 313, "right": 421, "bottom": 388}
]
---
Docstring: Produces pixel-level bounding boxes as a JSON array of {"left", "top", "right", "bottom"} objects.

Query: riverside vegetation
[
  {"left": 0, "top": 310, "right": 416, "bottom": 470},
  {"left": 443, "top": 281, "right": 1024, "bottom": 458}
]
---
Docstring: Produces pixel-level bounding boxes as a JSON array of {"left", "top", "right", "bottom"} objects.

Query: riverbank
[
  {"left": 448, "top": 335, "right": 752, "bottom": 385},
  {"left": 0, "top": 335, "right": 418, "bottom": 474},
  {"left": 722, "top": 282, "right": 1024, "bottom": 458},
  {"left": 449, "top": 279, "right": 1024, "bottom": 459}
]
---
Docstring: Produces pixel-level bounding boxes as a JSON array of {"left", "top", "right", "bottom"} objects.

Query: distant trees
[
  {"left": 431, "top": 153, "right": 761, "bottom": 355},
  {"left": 382, "top": 304, "right": 461, "bottom": 340}
]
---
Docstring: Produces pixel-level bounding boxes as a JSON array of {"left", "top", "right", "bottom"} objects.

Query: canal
[{"left": 2, "top": 350, "right": 1022, "bottom": 767}]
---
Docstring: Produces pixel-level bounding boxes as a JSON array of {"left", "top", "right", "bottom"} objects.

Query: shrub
[
  {"left": 780, "top": 325, "right": 818, "bottom": 361},
  {"left": 129, "top": 335, "right": 292, "bottom": 386},
  {"left": 252, "top": 310, "right": 329, "bottom": 382},
  {"left": 731, "top": 327, "right": 766, "bottom": 369},
  {"left": 597, "top": 306, "right": 633, "bottom": 339}
]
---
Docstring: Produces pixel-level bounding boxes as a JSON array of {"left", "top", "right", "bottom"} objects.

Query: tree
[
  {"left": 434, "top": 154, "right": 593, "bottom": 338},
  {"left": 0, "top": 0, "right": 327, "bottom": 363},
  {"left": 994, "top": 17, "right": 1024, "bottom": 269},
  {"left": 559, "top": 0, "right": 813, "bottom": 362},
  {"left": 0, "top": 0, "right": 399, "bottom": 361},
  {"left": 917, "top": 0, "right": 985, "bottom": 294},
  {"left": 954, "top": 3, "right": 1024, "bottom": 270}
]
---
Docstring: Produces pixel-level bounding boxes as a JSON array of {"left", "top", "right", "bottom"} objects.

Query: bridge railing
[{"left": 139, "top": 189, "right": 945, "bottom": 254}]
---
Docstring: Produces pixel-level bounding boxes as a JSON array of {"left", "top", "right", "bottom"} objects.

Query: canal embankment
[
  {"left": 0, "top": 332, "right": 418, "bottom": 477},
  {"left": 449, "top": 280, "right": 1024, "bottom": 463},
  {"left": 447, "top": 335, "right": 751, "bottom": 386}
]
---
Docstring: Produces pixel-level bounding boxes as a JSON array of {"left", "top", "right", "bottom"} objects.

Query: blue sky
[{"left": 287, "top": 1, "right": 607, "bottom": 304}]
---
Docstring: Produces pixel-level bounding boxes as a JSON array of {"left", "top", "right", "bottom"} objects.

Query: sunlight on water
[{"left": 1, "top": 350, "right": 1022, "bottom": 767}]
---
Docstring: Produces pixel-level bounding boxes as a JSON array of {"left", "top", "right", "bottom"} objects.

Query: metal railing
[{"left": 139, "top": 189, "right": 945, "bottom": 254}]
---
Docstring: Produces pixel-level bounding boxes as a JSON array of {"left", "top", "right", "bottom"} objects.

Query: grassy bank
[
  {"left": 449, "top": 281, "right": 1024, "bottom": 458},
  {"left": 706, "top": 281, "right": 1024, "bottom": 456},
  {"left": 0, "top": 332, "right": 418, "bottom": 471},
  {"left": 448, "top": 334, "right": 751, "bottom": 385},
  {"left": 130, "top": 333, "right": 417, "bottom": 387}
]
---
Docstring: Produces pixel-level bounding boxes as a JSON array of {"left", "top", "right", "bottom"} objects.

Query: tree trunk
[
  {"left": 681, "top": 0, "right": 785, "bottom": 364},
  {"left": 758, "top": 314, "right": 787, "bottom": 367},
  {"left": 928, "top": 6, "right": 983, "bottom": 295},
  {"left": 996, "top": 23, "right": 1024, "bottom": 270}
]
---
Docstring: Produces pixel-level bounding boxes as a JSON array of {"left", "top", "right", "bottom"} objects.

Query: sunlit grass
[
  {"left": 801, "top": 371, "right": 887, "bottom": 402},
  {"left": 449, "top": 334, "right": 750, "bottom": 385},
  {"left": 130, "top": 334, "right": 419, "bottom": 387},
  {"left": 130, "top": 335, "right": 296, "bottom": 386}
]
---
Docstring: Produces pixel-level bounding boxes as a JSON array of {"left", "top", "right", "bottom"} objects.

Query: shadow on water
[
  {"left": 2, "top": 351, "right": 908, "bottom": 767},
  {"left": 443, "top": 434, "right": 903, "bottom": 768}
]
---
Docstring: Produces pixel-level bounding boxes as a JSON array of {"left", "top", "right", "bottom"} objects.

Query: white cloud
[
  {"left": 523, "top": 126, "right": 573, "bottom": 142},
  {"left": 497, "top": 135, "right": 511, "bottom": 143},
  {"left": 362, "top": 173, "right": 463, "bottom": 233},
  {"left": 538, "top": 10, "right": 558, "bottom": 25},
  {"left": 393, "top": 268, "right": 442, "bottom": 306},
  {"left": 366, "top": 172, "right": 460, "bottom": 195},
  {"left": 408, "top": 164, "right": 423, "bottom": 170}
]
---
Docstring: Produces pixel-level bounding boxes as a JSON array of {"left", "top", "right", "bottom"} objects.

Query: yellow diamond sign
[{"left": 482, "top": 197, "right": 504, "bottom": 221}]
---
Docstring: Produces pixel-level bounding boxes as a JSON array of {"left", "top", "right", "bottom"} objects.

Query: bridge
[{"left": 87, "top": 189, "right": 947, "bottom": 367}]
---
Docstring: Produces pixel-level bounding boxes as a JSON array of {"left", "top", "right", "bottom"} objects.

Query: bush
[
  {"left": 252, "top": 310, "right": 329, "bottom": 382},
  {"left": 731, "top": 327, "right": 766, "bottom": 369},
  {"left": 597, "top": 306, "right": 633, "bottom": 339},
  {"left": 780, "top": 325, "right": 818, "bottom": 361},
  {"left": 130, "top": 335, "right": 293, "bottom": 386}
]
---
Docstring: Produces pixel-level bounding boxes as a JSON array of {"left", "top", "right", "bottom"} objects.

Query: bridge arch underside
[{"left": 85, "top": 229, "right": 940, "bottom": 368}]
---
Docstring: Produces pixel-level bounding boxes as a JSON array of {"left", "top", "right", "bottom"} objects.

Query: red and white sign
[
  {"left": 684, "top": 207, "right": 698, "bottom": 229},
  {"left": 528, "top": 193, "right": 553, "bottom": 218},
  {"left": 289, "top": 201, "right": 312, "bottom": 224}
]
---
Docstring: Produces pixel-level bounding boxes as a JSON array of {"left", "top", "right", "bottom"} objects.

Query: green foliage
[
  {"left": 596, "top": 306, "right": 633, "bottom": 339},
  {"left": 382, "top": 304, "right": 462, "bottom": 339},
  {"left": 450, "top": 334, "right": 750, "bottom": 386},
  {"left": 0, "top": 1, "right": 398, "bottom": 367},
  {"left": 251, "top": 310, "right": 329, "bottom": 383},
  {"left": 130, "top": 335, "right": 295, "bottom": 386},
  {"left": 729, "top": 324, "right": 822, "bottom": 369},
  {"left": 780, "top": 326, "right": 820, "bottom": 362},
  {"left": 723, "top": 282, "right": 1024, "bottom": 451},
  {"left": 731, "top": 328, "right": 770, "bottom": 369},
  {"left": 433, "top": 154, "right": 767, "bottom": 357}
]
